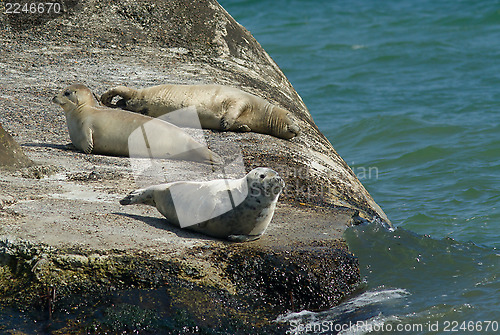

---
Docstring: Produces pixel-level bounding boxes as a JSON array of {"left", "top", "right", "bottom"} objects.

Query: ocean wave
[{"left": 276, "top": 287, "right": 409, "bottom": 335}]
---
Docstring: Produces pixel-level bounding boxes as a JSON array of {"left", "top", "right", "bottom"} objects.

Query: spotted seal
[{"left": 120, "top": 167, "right": 284, "bottom": 242}]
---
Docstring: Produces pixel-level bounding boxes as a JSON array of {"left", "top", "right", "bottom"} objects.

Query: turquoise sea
[{"left": 221, "top": 0, "right": 500, "bottom": 333}]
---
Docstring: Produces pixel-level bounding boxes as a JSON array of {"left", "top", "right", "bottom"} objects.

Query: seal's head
[
  {"left": 52, "top": 84, "right": 99, "bottom": 111},
  {"left": 246, "top": 167, "right": 284, "bottom": 201}
]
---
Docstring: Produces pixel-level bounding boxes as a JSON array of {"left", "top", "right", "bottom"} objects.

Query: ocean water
[{"left": 221, "top": 0, "right": 500, "bottom": 333}]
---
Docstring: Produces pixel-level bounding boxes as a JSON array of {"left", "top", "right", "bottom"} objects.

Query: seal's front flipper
[
  {"left": 236, "top": 125, "right": 251, "bottom": 132},
  {"left": 81, "top": 127, "right": 94, "bottom": 154},
  {"left": 64, "top": 143, "right": 77, "bottom": 151},
  {"left": 219, "top": 117, "right": 231, "bottom": 131},
  {"left": 227, "top": 234, "right": 262, "bottom": 242}
]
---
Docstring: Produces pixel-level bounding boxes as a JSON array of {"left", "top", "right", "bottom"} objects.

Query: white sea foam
[{"left": 276, "top": 288, "right": 409, "bottom": 334}]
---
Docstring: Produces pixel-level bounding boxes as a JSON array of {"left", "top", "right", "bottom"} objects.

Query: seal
[
  {"left": 52, "top": 84, "right": 222, "bottom": 165},
  {"left": 100, "top": 84, "right": 300, "bottom": 140},
  {"left": 120, "top": 167, "right": 284, "bottom": 242}
]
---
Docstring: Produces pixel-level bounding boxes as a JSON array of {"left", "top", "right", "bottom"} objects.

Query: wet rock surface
[{"left": 0, "top": 0, "right": 387, "bottom": 332}]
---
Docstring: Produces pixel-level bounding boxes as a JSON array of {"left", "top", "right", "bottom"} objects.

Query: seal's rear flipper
[
  {"left": 119, "top": 188, "right": 153, "bottom": 206},
  {"left": 116, "top": 98, "right": 127, "bottom": 108},
  {"left": 119, "top": 194, "right": 134, "bottom": 205},
  {"left": 100, "top": 86, "right": 136, "bottom": 107}
]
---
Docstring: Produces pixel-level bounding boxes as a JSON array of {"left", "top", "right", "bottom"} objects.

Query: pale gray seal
[
  {"left": 100, "top": 84, "right": 300, "bottom": 140},
  {"left": 52, "top": 84, "right": 222, "bottom": 165},
  {"left": 120, "top": 167, "right": 284, "bottom": 242}
]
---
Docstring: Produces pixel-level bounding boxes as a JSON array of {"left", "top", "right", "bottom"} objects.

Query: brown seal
[
  {"left": 53, "top": 84, "right": 222, "bottom": 165},
  {"left": 101, "top": 84, "right": 300, "bottom": 140}
]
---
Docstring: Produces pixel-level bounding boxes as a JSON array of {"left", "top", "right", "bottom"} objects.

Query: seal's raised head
[
  {"left": 52, "top": 84, "right": 99, "bottom": 110},
  {"left": 246, "top": 167, "right": 284, "bottom": 201}
]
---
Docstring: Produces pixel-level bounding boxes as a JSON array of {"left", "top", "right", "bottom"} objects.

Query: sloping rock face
[
  {"left": 2, "top": 0, "right": 390, "bottom": 223},
  {"left": 0, "top": 0, "right": 389, "bottom": 333}
]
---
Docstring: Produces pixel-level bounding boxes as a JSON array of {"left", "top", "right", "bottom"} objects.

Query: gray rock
[
  {"left": 0, "top": 0, "right": 390, "bottom": 332},
  {"left": 0, "top": 124, "right": 33, "bottom": 168}
]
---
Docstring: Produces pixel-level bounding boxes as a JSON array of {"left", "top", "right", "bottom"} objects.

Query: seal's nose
[
  {"left": 280, "top": 177, "right": 285, "bottom": 188},
  {"left": 276, "top": 176, "right": 285, "bottom": 189},
  {"left": 52, "top": 96, "right": 60, "bottom": 104}
]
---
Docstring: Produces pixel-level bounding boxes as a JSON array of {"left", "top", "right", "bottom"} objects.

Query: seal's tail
[{"left": 120, "top": 188, "right": 152, "bottom": 206}]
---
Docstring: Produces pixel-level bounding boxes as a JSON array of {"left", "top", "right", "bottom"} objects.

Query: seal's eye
[
  {"left": 64, "top": 91, "right": 71, "bottom": 96},
  {"left": 260, "top": 174, "right": 265, "bottom": 179}
]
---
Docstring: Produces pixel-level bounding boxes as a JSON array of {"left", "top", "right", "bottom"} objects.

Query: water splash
[{"left": 277, "top": 288, "right": 409, "bottom": 334}]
